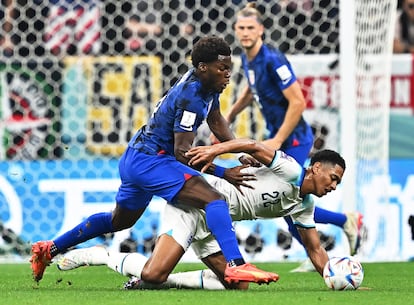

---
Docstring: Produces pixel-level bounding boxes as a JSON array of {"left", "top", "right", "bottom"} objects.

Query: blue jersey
[
  {"left": 241, "top": 44, "right": 313, "bottom": 152},
  {"left": 129, "top": 68, "right": 220, "bottom": 156},
  {"left": 117, "top": 68, "right": 221, "bottom": 209}
]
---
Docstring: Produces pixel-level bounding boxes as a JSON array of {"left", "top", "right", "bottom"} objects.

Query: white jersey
[{"left": 159, "top": 150, "right": 315, "bottom": 259}]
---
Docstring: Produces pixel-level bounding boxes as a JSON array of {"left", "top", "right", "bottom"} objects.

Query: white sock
[
  {"left": 106, "top": 252, "right": 148, "bottom": 277},
  {"left": 165, "top": 269, "right": 225, "bottom": 290},
  {"left": 131, "top": 269, "right": 226, "bottom": 290},
  {"left": 87, "top": 246, "right": 110, "bottom": 265},
  {"left": 106, "top": 252, "right": 225, "bottom": 290}
]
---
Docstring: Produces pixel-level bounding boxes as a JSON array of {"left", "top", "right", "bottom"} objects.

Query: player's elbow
[
  {"left": 295, "top": 97, "right": 307, "bottom": 112},
  {"left": 244, "top": 139, "right": 261, "bottom": 153},
  {"left": 289, "top": 94, "right": 306, "bottom": 112}
]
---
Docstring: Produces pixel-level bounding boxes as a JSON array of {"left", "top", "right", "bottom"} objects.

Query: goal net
[
  {"left": 350, "top": 0, "right": 397, "bottom": 258},
  {"left": 0, "top": 1, "right": 341, "bottom": 159},
  {"left": 0, "top": 1, "right": 396, "bottom": 260},
  {"left": 354, "top": 0, "right": 395, "bottom": 187}
]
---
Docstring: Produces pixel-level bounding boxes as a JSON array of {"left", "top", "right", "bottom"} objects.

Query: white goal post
[{"left": 339, "top": 0, "right": 397, "bottom": 211}]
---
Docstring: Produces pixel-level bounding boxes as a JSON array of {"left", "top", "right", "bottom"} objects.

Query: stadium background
[{"left": 0, "top": 1, "right": 413, "bottom": 262}]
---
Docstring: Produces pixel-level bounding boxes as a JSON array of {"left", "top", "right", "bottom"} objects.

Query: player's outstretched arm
[
  {"left": 187, "top": 138, "right": 276, "bottom": 172},
  {"left": 298, "top": 227, "right": 329, "bottom": 276}
]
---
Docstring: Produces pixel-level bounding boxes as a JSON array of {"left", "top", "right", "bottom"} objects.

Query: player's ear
[
  {"left": 311, "top": 162, "right": 320, "bottom": 174},
  {"left": 198, "top": 62, "right": 207, "bottom": 72},
  {"left": 258, "top": 24, "right": 264, "bottom": 37}
]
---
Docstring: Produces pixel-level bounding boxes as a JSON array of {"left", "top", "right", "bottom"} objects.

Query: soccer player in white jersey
[{"left": 57, "top": 143, "right": 345, "bottom": 290}]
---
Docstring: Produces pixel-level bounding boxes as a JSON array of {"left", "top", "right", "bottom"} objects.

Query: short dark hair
[
  {"left": 191, "top": 36, "right": 231, "bottom": 67},
  {"left": 310, "top": 149, "right": 346, "bottom": 170}
]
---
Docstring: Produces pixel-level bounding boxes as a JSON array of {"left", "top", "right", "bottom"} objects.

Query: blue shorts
[
  {"left": 115, "top": 147, "right": 201, "bottom": 211},
  {"left": 283, "top": 141, "right": 313, "bottom": 167}
]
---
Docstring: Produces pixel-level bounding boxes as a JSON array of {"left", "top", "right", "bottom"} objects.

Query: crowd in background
[
  {"left": 394, "top": 0, "right": 414, "bottom": 53},
  {"left": 0, "top": 0, "right": 339, "bottom": 59},
  {"left": 2, "top": 1, "right": 413, "bottom": 60}
]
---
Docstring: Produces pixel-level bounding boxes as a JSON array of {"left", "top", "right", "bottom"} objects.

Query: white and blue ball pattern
[{"left": 323, "top": 256, "right": 364, "bottom": 290}]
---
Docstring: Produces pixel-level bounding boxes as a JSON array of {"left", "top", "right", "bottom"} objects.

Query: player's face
[
  {"left": 204, "top": 56, "right": 232, "bottom": 93},
  {"left": 404, "top": 1, "right": 414, "bottom": 20},
  {"left": 311, "top": 162, "right": 344, "bottom": 197},
  {"left": 234, "top": 16, "right": 264, "bottom": 50}
]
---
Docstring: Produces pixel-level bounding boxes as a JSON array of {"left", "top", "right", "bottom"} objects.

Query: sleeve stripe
[{"left": 293, "top": 222, "right": 316, "bottom": 229}]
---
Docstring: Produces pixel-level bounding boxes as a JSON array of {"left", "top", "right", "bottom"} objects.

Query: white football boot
[
  {"left": 57, "top": 246, "right": 108, "bottom": 271},
  {"left": 290, "top": 258, "right": 316, "bottom": 273},
  {"left": 343, "top": 212, "right": 364, "bottom": 256}
]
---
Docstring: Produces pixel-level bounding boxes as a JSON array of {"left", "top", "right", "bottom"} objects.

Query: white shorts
[{"left": 158, "top": 203, "right": 221, "bottom": 259}]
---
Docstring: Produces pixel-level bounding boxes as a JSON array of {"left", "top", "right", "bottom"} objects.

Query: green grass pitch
[{"left": 1, "top": 261, "right": 412, "bottom": 305}]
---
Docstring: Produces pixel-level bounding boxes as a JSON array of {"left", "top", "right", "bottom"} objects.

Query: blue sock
[
  {"left": 205, "top": 199, "right": 243, "bottom": 263},
  {"left": 284, "top": 216, "right": 303, "bottom": 245},
  {"left": 314, "top": 206, "right": 347, "bottom": 227},
  {"left": 53, "top": 212, "right": 114, "bottom": 255}
]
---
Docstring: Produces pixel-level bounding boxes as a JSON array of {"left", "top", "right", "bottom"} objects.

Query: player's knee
[
  {"left": 203, "top": 192, "right": 226, "bottom": 206},
  {"left": 111, "top": 217, "right": 135, "bottom": 231},
  {"left": 181, "top": 177, "right": 225, "bottom": 206},
  {"left": 141, "top": 267, "right": 168, "bottom": 284},
  {"left": 111, "top": 207, "right": 142, "bottom": 231}
]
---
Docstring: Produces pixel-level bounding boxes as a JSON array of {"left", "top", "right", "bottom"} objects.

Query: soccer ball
[{"left": 323, "top": 256, "right": 364, "bottom": 290}]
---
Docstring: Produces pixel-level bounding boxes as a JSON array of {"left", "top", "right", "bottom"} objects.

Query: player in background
[
  {"left": 393, "top": 0, "right": 414, "bottom": 53},
  {"left": 219, "top": 2, "right": 362, "bottom": 271},
  {"left": 30, "top": 36, "right": 279, "bottom": 286},
  {"left": 57, "top": 146, "right": 346, "bottom": 290}
]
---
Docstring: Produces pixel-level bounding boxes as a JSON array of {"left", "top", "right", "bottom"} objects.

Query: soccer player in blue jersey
[
  {"left": 30, "top": 36, "right": 279, "bottom": 285},
  {"left": 226, "top": 2, "right": 363, "bottom": 271}
]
